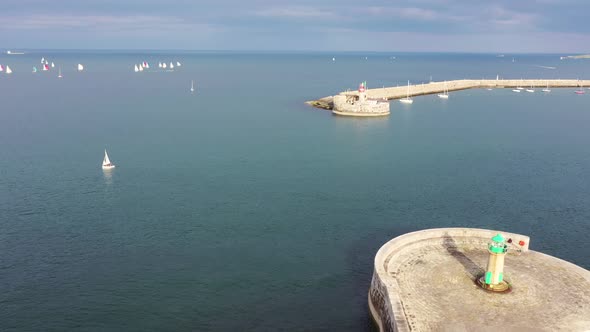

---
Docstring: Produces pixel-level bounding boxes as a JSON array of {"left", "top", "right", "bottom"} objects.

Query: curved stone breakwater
[
  {"left": 369, "top": 228, "right": 590, "bottom": 332},
  {"left": 307, "top": 79, "right": 590, "bottom": 116}
]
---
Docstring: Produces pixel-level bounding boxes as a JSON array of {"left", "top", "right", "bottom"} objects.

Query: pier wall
[
  {"left": 308, "top": 79, "right": 590, "bottom": 112},
  {"left": 351, "top": 79, "right": 590, "bottom": 101},
  {"left": 369, "top": 228, "right": 530, "bottom": 332}
]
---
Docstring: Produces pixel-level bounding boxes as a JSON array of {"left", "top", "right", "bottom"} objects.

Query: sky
[{"left": 1, "top": 0, "right": 589, "bottom": 53}]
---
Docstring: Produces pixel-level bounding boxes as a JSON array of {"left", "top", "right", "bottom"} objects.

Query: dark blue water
[{"left": 1, "top": 51, "right": 589, "bottom": 331}]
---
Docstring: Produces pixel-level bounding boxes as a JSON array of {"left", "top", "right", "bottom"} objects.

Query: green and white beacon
[{"left": 477, "top": 233, "right": 511, "bottom": 292}]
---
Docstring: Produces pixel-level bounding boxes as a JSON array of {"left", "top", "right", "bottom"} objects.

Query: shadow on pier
[{"left": 442, "top": 232, "right": 484, "bottom": 280}]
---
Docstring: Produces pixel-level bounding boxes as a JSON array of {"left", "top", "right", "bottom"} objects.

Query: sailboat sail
[
  {"left": 77, "top": 64, "right": 84, "bottom": 71},
  {"left": 138, "top": 65, "right": 144, "bottom": 72},
  {"left": 400, "top": 81, "right": 413, "bottom": 103},
  {"left": 158, "top": 62, "right": 162, "bottom": 68},
  {"left": 103, "top": 150, "right": 111, "bottom": 166},
  {"left": 170, "top": 62, "right": 174, "bottom": 69},
  {"left": 43, "top": 64, "right": 49, "bottom": 71},
  {"left": 58, "top": 67, "right": 62, "bottom": 78},
  {"left": 51, "top": 62, "right": 55, "bottom": 68},
  {"left": 191, "top": 80, "right": 194, "bottom": 92},
  {"left": 176, "top": 61, "right": 181, "bottom": 67},
  {"left": 162, "top": 62, "right": 167, "bottom": 69},
  {"left": 134, "top": 64, "right": 139, "bottom": 72},
  {"left": 41, "top": 57, "right": 45, "bottom": 64},
  {"left": 6, "top": 66, "right": 13, "bottom": 74},
  {"left": 0, "top": 64, "right": 3, "bottom": 72},
  {"left": 33, "top": 66, "right": 38, "bottom": 73}
]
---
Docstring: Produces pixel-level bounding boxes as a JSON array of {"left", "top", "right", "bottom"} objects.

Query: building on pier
[{"left": 332, "top": 82, "right": 390, "bottom": 117}]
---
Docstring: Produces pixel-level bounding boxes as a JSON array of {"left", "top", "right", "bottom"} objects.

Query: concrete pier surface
[
  {"left": 307, "top": 79, "right": 590, "bottom": 113},
  {"left": 369, "top": 228, "right": 590, "bottom": 332}
]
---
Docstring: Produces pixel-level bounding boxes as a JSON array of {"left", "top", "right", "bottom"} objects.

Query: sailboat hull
[
  {"left": 437, "top": 94, "right": 449, "bottom": 99},
  {"left": 102, "top": 164, "right": 115, "bottom": 170}
]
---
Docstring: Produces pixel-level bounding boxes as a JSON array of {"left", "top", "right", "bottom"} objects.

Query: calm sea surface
[{"left": 1, "top": 51, "right": 590, "bottom": 331}]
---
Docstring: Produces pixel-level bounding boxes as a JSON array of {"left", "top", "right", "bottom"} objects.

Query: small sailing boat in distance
[
  {"left": 575, "top": 81, "right": 585, "bottom": 94},
  {"left": 176, "top": 61, "right": 181, "bottom": 67},
  {"left": 190, "top": 80, "right": 194, "bottom": 93},
  {"left": 32, "top": 66, "right": 38, "bottom": 73},
  {"left": 542, "top": 82, "right": 550, "bottom": 92},
  {"left": 400, "top": 80, "right": 414, "bottom": 104},
  {"left": 438, "top": 81, "right": 449, "bottom": 99},
  {"left": 77, "top": 63, "right": 84, "bottom": 71},
  {"left": 58, "top": 67, "right": 62, "bottom": 78},
  {"left": 134, "top": 64, "right": 139, "bottom": 72},
  {"left": 5, "top": 66, "right": 12, "bottom": 74},
  {"left": 526, "top": 85, "right": 535, "bottom": 93},
  {"left": 102, "top": 149, "right": 115, "bottom": 170}
]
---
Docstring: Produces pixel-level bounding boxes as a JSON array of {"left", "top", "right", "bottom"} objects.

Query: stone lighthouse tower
[
  {"left": 478, "top": 233, "right": 511, "bottom": 292},
  {"left": 358, "top": 81, "right": 367, "bottom": 101}
]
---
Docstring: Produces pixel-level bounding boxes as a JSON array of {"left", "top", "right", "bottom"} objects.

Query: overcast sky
[{"left": 1, "top": 0, "right": 588, "bottom": 52}]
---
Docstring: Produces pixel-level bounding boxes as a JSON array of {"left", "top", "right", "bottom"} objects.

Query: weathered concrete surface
[
  {"left": 308, "top": 79, "right": 590, "bottom": 111},
  {"left": 369, "top": 228, "right": 590, "bottom": 332}
]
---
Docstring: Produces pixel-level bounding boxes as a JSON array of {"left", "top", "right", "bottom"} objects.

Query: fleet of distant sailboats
[{"left": 133, "top": 60, "right": 182, "bottom": 72}]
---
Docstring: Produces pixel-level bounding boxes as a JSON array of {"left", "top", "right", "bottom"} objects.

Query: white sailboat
[
  {"left": 437, "top": 81, "right": 449, "bottom": 99},
  {"left": 138, "top": 65, "right": 144, "bottom": 72},
  {"left": 400, "top": 80, "right": 414, "bottom": 104},
  {"left": 162, "top": 62, "right": 167, "bottom": 69},
  {"left": 51, "top": 62, "right": 55, "bottom": 68},
  {"left": 158, "top": 62, "right": 162, "bottom": 68},
  {"left": 190, "top": 80, "right": 194, "bottom": 93},
  {"left": 526, "top": 85, "right": 535, "bottom": 93},
  {"left": 41, "top": 57, "right": 45, "bottom": 64},
  {"left": 542, "top": 82, "right": 551, "bottom": 92},
  {"left": 102, "top": 149, "right": 115, "bottom": 170},
  {"left": 134, "top": 64, "right": 139, "bottom": 72},
  {"left": 0, "top": 64, "right": 3, "bottom": 72},
  {"left": 77, "top": 64, "right": 84, "bottom": 71},
  {"left": 169, "top": 62, "right": 174, "bottom": 69},
  {"left": 5, "top": 66, "right": 12, "bottom": 74},
  {"left": 176, "top": 61, "right": 181, "bottom": 67},
  {"left": 58, "top": 67, "right": 62, "bottom": 78}
]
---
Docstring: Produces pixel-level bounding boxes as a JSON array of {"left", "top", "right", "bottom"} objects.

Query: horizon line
[{"left": 1, "top": 48, "right": 584, "bottom": 55}]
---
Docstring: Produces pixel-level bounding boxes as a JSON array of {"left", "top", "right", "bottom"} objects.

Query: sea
[{"left": 1, "top": 51, "right": 590, "bottom": 331}]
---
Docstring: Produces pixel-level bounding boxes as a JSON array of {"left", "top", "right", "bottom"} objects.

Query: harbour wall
[
  {"left": 369, "top": 228, "right": 530, "bottom": 332},
  {"left": 308, "top": 79, "right": 590, "bottom": 111}
]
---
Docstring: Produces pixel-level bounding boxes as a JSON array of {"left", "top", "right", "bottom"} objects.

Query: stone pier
[
  {"left": 369, "top": 228, "right": 590, "bottom": 331},
  {"left": 307, "top": 79, "right": 590, "bottom": 113}
]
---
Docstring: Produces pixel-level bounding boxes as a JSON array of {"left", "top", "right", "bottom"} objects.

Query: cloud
[
  {"left": 252, "top": 6, "right": 340, "bottom": 20},
  {"left": 0, "top": 14, "right": 218, "bottom": 32},
  {"left": 487, "top": 6, "right": 538, "bottom": 29}
]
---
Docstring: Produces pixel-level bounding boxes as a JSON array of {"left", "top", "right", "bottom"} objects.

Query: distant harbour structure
[{"left": 332, "top": 82, "right": 390, "bottom": 117}]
